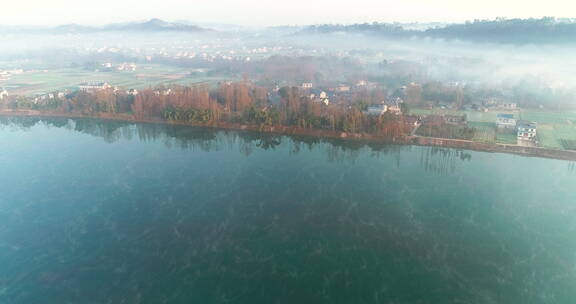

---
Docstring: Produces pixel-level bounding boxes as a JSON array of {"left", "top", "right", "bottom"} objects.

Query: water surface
[{"left": 1, "top": 117, "right": 575, "bottom": 303}]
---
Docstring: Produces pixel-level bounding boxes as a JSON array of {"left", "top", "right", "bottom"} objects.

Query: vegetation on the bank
[{"left": 0, "top": 82, "right": 411, "bottom": 139}]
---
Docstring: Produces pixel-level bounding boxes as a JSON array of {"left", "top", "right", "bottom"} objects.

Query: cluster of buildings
[
  {"left": 300, "top": 81, "right": 377, "bottom": 93},
  {"left": 0, "top": 71, "right": 11, "bottom": 82},
  {"left": 0, "top": 69, "right": 23, "bottom": 82},
  {"left": 462, "top": 97, "right": 519, "bottom": 113},
  {"left": 153, "top": 88, "right": 173, "bottom": 96},
  {"left": 366, "top": 100, "right": 402, "bottom": 116},
  {"left": 300, "top": 81, "right": 381, "bottom": 107},
  {"left": 99, "top": 63, "right": 137, "bottom": 72},
  {"left": 496, "top": 114, "right": 537, "bottom": 141},
  {"left": 308, "top": 89, "right": 330, "bottom": 105},
  {"left": 471, "top": 97, "right": 519, "bottom": 112},
  {"left": 31, "top": 91, "right": 67, "bottom": 104},
  {"left": 78, "top": 82, "right": 139, "bottom": 96},
  {"left": 117, "top": 63, "right": 137, "bottom": 72},
  {"left": 298, "top": 81, "right": 412, "bottom": 116},
  {"left": 126, "top": 89, "right": 139, "bottom": 96},
  {"left": 163, "top": 44, "right": 304, "bottom": 62},
  {"left": 79, "top": 82, "right": 113, "bottom": 92}
]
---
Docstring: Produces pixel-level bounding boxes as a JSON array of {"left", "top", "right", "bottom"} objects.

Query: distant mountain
[
  {"left": 102, "top": 19, "right": 209, "bottom": 32},
  {"left": 425, "top": 18, "right": 576, "bottom": 43},
  {"left": 304, "top": 23, "right": 415, "bottom": 37},
  {"left": 301, "top": 18, "right": 576, "bottom": 44},
  {"left": 54, "top": 24, "right": 97, "bottom": 33},
  {"left": 47, "top": 19, "right": 212, "bottom": 34}
]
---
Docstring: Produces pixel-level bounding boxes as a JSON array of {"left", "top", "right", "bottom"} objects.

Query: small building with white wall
[
  {"left": 0, "top": 88, "right": 8, "bottom": 100},
  {"left": 496, "top": 114, "right": 516, "bottom": 129}
]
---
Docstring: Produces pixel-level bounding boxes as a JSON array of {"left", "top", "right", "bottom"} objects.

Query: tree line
[
  {"left": 0, "top": 82, "right": 411, "bottom": 139},
  {"left": 304, "top": 18, "right": 576, "bottom": 44}
]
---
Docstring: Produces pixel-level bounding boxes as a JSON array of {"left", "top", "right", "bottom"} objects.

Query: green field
[
  {"left": 518, "top": 110, "right": 576, "bottom": 125},
  {"left": 0, "top": 64, "right": 233, "bottom": 95},
  {"left": 536, "top": 124, "right": 576, "bottom": 149},
  {"left": 411, "top": 108, "right": 576, "bottom": 150},
  {"left": 495, "top": 131, "right": 517, "bottom": 145}
]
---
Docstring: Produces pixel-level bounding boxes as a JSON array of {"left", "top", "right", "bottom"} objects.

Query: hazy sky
[{"left": 3, "top": 0, "right": 575, "bottom": 26}]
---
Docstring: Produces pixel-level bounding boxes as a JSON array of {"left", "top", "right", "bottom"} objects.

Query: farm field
[
  {"left": 0, "top": 64, "right": 231, "bottom": 95},
  {"left": 412, "top": 107, "right": 576, "bottom": 150},
  {"left": 537, "top": 124, "right": 576, "bottom": 149},
  {"left": 410, "top": 108, "right": 499, "bottom": 123},
  {"left": 412, "top": 108, "right": 576, "bottom": 124},
  {"left": 518, "top": 110, "right": 576, "bottom": 124},
  {"left": 495, "top": 131, "right": 517, "bottom": 145}
]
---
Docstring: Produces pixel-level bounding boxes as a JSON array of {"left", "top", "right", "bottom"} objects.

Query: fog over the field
[
  {"left": 1, "top": 27, "right": 575, "bottom": 87},
  {"left": 1, "top": 15, "right": 576, "bottom": 109}
]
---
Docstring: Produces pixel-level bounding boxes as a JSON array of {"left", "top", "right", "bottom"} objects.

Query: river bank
[{"left": 2, "top": 109, "right": 576, "bottom": 161}]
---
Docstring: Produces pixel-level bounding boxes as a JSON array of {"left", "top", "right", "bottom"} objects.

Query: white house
[
  {"left": 79, "top": 82, "right": 112, "bottom": 92},
  {"left": 301, "top": 83, "right": 313, "bottom": 89},
  {"left": 0, "top": 71, "right": 10, "bottom": 81},
  {"left": 501, "top": 103, "right": 518, "bottom": 110},
  {"left": 117, "top": 63, "right": 137, "bottom": 72},
  {"left": 154, "top": 88, "right": 173, "bottom": 96},
  {"left": 366, "top": 104, "right": 388, "bottom": 116},
  {"left": 310, "top": 90, "right": 330, "bottom": 105},
  {"left": 335, "top": 84, "right": 351, "bottom": 92},
  {"left": 312, "top": 97, "right": 330, "bottom": 105},
  {"left": 386, "top": 98, "right": 404, "bottom": 115},
  {"left": 496, "top": 114, "right": 516, "bottom": 129},
  {"left": 0, "top": 88, "right": 8, "bottom": 100},
  {"left": 309, "top": 90, "right": 327, "bottom": 100},
  {"left": 517, "top": 120, "right": 537, "bottom": 141}
]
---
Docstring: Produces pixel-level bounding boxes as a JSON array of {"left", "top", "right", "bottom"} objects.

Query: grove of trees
[{"left": 1, "top": 82, "right": 412, "bottom": 140}]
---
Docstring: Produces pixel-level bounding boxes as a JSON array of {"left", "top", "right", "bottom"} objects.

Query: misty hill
[
  {"left": 102, "top": 18, "right": 209, "bottom": 32},
  {"left": 428, "top": 18, "right": 576, "bottom": 43},
  {"left": 53, "top": 24, "right": 97, "bottom": 33},
  {"left": 305, "top": 23, "right": 412, "bottom": 37},
  {"left": 0, "top": 19, "right": 211, "bottom": 34},
  {"left": 303, "top": 18, "right": 576, "bottom": 44}
]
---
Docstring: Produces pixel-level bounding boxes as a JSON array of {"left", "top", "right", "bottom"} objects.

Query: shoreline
[{"left": 2, "top": 109, "right": 576, "bottom": 161}]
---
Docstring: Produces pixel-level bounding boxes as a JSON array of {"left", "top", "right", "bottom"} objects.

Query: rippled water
[{"left": 1, "top": 117, "right": 575, "bottom": 303}]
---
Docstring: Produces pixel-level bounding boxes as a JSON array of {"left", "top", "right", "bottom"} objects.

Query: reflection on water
[
  {"left": 1, "top": 116, "right": 576, "bottom": 304},
  {"left": 0, "top": 117, "right": 473, "bottom": 173},
  {"left": 419, "top": 147, "right": 472, "bottom": 176}
]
